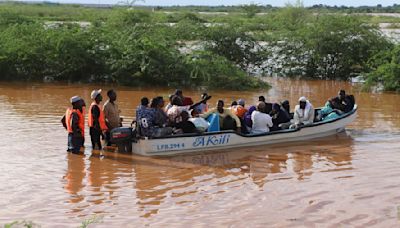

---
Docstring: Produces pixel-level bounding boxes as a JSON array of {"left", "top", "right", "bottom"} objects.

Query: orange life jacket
[
  {"left": 88, "top": 102, "right": 108, "bottom": 131},
  {"left": 232, "top": 105, "right": 247, "bottom": 119},
  {"left": 66, "top": 108, "right": 85, "bottom": 136}
]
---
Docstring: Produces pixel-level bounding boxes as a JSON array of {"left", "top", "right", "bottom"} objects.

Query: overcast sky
[{"left": 50, "top": 0, "right": 399, "bottom": 7}]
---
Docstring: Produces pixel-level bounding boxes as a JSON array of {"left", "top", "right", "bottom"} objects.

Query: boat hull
[{"left": 132, "top": 106, "right": 357, "bottom": 156}]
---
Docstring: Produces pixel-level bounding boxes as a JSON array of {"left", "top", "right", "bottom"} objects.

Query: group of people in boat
[
  {"left": 62, "top": 88, "right": 355, "bottom": 154},
  {"left": 135, "top": 89, "right": 355, "bottom": 138}
]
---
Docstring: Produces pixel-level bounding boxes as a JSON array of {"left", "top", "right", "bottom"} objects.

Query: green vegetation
[
  {"left": 4, "top": 220, "right": 38, "bottom": 228},
  {"left": 0, "top": 2, "right": 399, "bottom": 90}
]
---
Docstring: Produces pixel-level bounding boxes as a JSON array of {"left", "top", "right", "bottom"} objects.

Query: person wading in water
[
  {"left": 88, "top": 89, "right": 108, "bottom": 150},
  {"left": 62, "top": 96, "right": 85, "bottom": 154}
]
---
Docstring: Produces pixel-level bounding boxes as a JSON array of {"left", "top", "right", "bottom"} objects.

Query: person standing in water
[
  {"left": 62, "top": 96, "right": 85, "bottom": 154},
  {"left": 88, "top": 89, "right": 108, "bottom": 150},
  {"left": 103, "top": 89, "right": 122, "bottom": 146}
]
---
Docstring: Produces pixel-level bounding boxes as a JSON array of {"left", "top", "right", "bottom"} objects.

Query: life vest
[
  {"left": 88, "top": 102, "right": 108, "bottom": 131},
  {"left": 232, "top": 105, "right": 247, "bottom": 119},
  {"left": 66, "top": 108, "right": 85, "bottom": 135}
]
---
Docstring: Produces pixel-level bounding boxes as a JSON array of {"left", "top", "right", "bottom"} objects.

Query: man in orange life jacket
[
  {"left": 88, "top": 89, "right": 108, "bottom": 150},
  {"left": 62, "top": 96, "right": 85, "bottom": 154}
]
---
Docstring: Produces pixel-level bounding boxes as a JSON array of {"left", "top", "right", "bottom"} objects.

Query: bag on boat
[
  {"left": 189, "top": 117, "right": 209, "bottom": 132},
  {"left": 206, "top": 114, "right": 220, "bottom": 132}
]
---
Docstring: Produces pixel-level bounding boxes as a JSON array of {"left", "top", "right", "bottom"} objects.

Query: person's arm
[
  {"left": 304, "top": 107, "right": 315, "bottom": 124},
  {"left": 102, "top": 104, "right": 112, "bottom": 129},
  {"left": 61, "top": 114, "right": 67, "bottom": 130},
  {"left": 199, "top": 108, "right": 216, "bottom": 119},
  {"left": 190, "top": 95, "right": 212, "bottom": 110},
  {"left": 267, "top": 115, "right": 273, "bottom": 128}
]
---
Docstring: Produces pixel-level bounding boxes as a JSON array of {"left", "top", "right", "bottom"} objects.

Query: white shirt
[
  {"left": 293, "top": 101, "right": 314, "bottom": 125},
  {"left": 251, "top": 111, "right": 273, "bottom": 134}
]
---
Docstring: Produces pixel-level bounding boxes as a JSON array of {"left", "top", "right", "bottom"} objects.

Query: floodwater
[{"left": 0, "top": 78, "right": 400, "bottom": 227}]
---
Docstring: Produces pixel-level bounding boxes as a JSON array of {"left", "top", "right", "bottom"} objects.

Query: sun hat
[
  {"left": 70, "top": 96, "right": 82, "bottom": 104},
  {"left": 91, "top": 89, "right": 102, "bottom": 99},
  {"left": 298, "top": 96, "right": 307, "bottom": 102}
]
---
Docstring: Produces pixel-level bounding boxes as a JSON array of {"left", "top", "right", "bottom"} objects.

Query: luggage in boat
[
  {"left": 110, "top": 127, "right": 134, "bottom": 153},
  {"left": 206, "top": 114, "right": 220, "bottom": 132}
]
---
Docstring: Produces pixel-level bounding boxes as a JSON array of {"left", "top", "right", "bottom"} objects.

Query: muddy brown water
[{"left": 1, "top": 78, "right": 400, "bottom": 227}]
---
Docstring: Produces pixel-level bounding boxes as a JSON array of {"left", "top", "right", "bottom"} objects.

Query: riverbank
[{"left": 1, "top": 2, "right": 400, "bottom": 90}]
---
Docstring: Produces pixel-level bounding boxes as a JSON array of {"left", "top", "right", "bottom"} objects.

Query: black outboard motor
[{"left": 110, "top": 127, "right": 134, "bottom": 153}]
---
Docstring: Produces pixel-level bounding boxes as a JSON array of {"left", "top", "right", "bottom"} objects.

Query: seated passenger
[
  {"left": 281, "top": 100, "right": 290, "bottom": 116},
  {"left": 167, "top": 96, "right": 190, "bottom": 123},
  {"left": 291, "top": 96, "right": 314, "bottom": 128},
  {"left": 168, "top": 95, "right": 212, "bottom": 124},
  {"left": 317, "top": 97, "right": 344, "bottom": 121},
  {"left": 337, "top": 90, "right": 355, "bottom": 113},
  {"left": 151, "top": 96, "right": 169, "bottom": 127},
  {"left": 232, "top": 99, "right": 248, "bottom": 119},
  {"left": 174, "top": 111, "right": 198, "bottom": 134},
  {"left": 175, "top": 89, "right": 193, "bottom": 106},
  {"left": 200, "top": 100, "right": 241, "bottom": 133},
  {"left": 194, "top": 93, "right": 210, "bottom": 114},
  {"left": 251, "top": 102, "right": 273, "bottom": 134},
  {"left": 134, "top": 97, "right": 149, "bottom": 134},
  {"left": 137, "top": 97, "right": 172, "bottom": 138},
  {"left": 164, "top": 94, "right": 174, "bottom": 112},
  {"left": 136, "top": 102, "right": 156, "bottom": 138},
  {"left": 270, "top": 103, "right": 291, "bottom": 131},
  {"left": 244, "top": 105, "right": 256, "bottom": 131}
]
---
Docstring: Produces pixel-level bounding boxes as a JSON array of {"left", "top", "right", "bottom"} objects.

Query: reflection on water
[{"left": 1, "top": 79, "right": 400, "bottom": 227}]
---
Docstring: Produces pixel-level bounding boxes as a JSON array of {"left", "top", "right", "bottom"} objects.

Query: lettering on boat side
[
  {"left": 193, "top": 134, "right": 231, "bottom": 148},
  {"left": 156, "top": 143, "right": 185, "bottom": 151}
]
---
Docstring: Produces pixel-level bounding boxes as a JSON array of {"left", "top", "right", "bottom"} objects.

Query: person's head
[
  {"left": 91, "top": 89, "right": 102, "bottom": 103},
  {"left": 231, "top": 101, "right": 237, "bottom": 107},
  {"left": 338, "top": 90, "right": 346, "bottom": 100},
  {"left": 141, "top": 97, "right": 149, "bottom": 107},
  {"left": 237, "top": 99, "right": 245, "bottom": 107},
  {"left": 271, "top": 103, "right": 281, "bottom": 114},
  {"left": 154, "top": 96, "right": 164, "bottom": 108},
  {"left": 258, "top": 96, "right": 266, "bottom": 102},
  {"left": 180, "top": 110, "right": 190, "bottom": 122},
  {"left": 107, "top": 89, "right": 117, "bottom": 102},
  {"left": 175, "top": 89, "right": 183, "bottom": 98},
  {"left": 191, "top": 109, "right": 199, "bottom": 117},
  {"left": 71, "top": 96, "right": 83, "bottom": 110},
  {"left": 168, "top": 94, "right": 174, "bottom": 102},
  {"left": 171, "top": 95, "right": 183, "bottom": 106},
  {"left": 281, "top": 100, "right": 289, "bottom": 111},
  {"left": 217, "top": 100, "right": 224, "bottom": 113},
  {"left": 298, "top": 96, "right": 307, "bottom": 109},
  {"left": 257, "top": 102, "right": 266, "bottom": 112},
  {"left": 150, "top": 97, "right": 159, "bottom": 108}
]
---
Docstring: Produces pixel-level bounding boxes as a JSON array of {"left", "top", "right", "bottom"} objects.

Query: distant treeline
[{"left": 0, "top": 2, "right": 399, "bottom": 91}]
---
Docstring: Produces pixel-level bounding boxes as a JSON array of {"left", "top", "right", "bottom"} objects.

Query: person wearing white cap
[
  {"left": 291, "top": 96, "right": 314, "bottom": 128},
  {"left": 88, "top": 89, "right": 108, "bottom": 150},
  {"left": 61, "top": 96, "right": 85, "bottom": 154}
]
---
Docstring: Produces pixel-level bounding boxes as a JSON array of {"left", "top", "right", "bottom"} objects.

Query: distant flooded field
[{"left": 0, "top": 78, "right": 400, "bottom": 227}]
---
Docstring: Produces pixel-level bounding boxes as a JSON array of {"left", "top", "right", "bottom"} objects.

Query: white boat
[{"left": 132, "top": 105, "right": 358, "bottom": 156}]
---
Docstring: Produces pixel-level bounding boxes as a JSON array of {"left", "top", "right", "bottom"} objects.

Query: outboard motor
[{"left": 110, "top": 127, "right": 134, "bottom": 153}]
